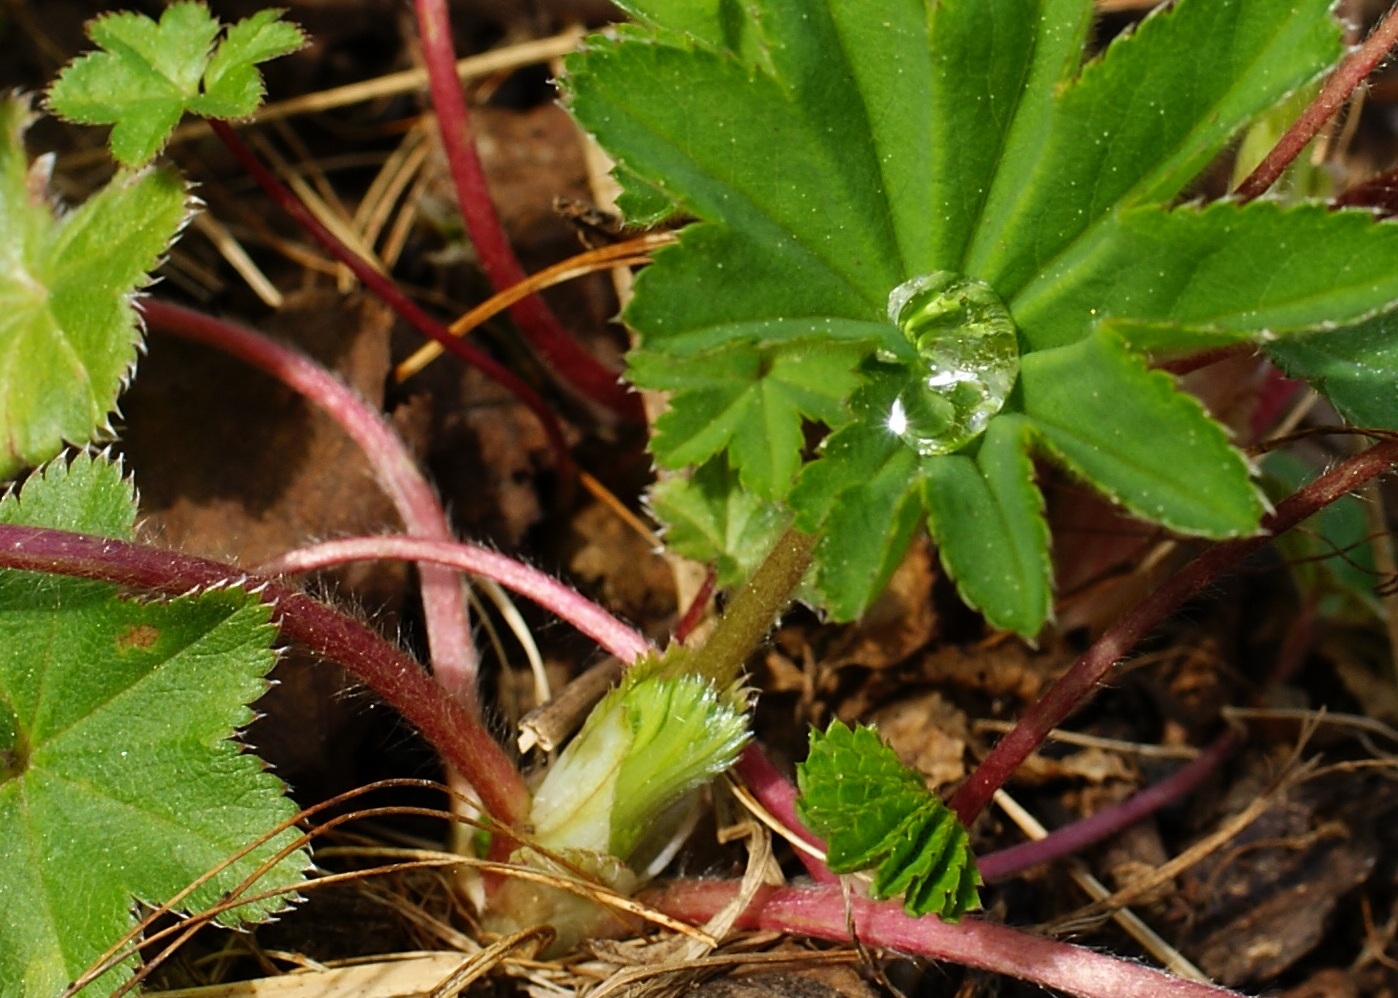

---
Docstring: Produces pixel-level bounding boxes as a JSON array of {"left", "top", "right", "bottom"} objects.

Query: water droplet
[{"left": 885, "top": 271, "right": 1020, "bottom": 456}]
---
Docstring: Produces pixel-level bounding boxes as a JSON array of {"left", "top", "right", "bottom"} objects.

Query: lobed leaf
[
  {"left": 633, "top": 342, "right": 863, "bottom": 500},
  {"left": 48, "top": 2, "right": 304, "bottom": 166},
  {"left": 1013, "top": 203, "right": 1398, "bottom": 352},
  {"left": 922, "top": 417, "right": 1053, "bottom": 637},
  {"left": 969, "top": 0, "right": 1342, "bottom": 295},
  {"left": 1018, "top": 329, "right": 1264, "bottom": 538},
  {"left": 797, "top": 720, "right": 981, "bottom": 920},
  {"left": 567, "top": 0, "right": 1391, "bottom": 638},
  {"left": 0, "top": 456, "right": 308, "bottom": 998},
  {"left": 0, "top": 95, "right": 188, "bottom": 481}
]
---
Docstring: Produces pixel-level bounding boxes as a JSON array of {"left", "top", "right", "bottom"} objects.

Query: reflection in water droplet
[{"left": 885, "top": 271, "right": 1020, "bottom": 456}]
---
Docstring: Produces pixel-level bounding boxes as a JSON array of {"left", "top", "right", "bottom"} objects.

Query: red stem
[
  {"left": 259, "top": 535, "right": 652, "bottom": 665},
  {"left": 652, "top": 880, "right": 1244, "bottom": 998},
  {"left": 206, "top": 119, "right": 576, "bottom": 480},
  {"left": 977, "top": 730, "right": 1235, "bottom": 881},
  {"left": 411, "top": 0, "right": 641, "bottom": 422},
  {"left": 142, "top": 300, "right": 481, "bottom": 709},
  {"left": 950, "top": 436, "right": 1398, "bottom": 825},
  {"left": 0, "top": 524, "right": 532, "bottom": 828},
  {"left": 1234, "top": 2, "right": 1398, "bottom": 201}
]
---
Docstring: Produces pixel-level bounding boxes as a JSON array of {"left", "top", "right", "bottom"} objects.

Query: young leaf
[
  {"left": 796, "top": 720, "right": 981, "bottom": 921},
  {"left": 529, "top": 663, "right": 748, "bottom": 861},
  {"left": 48, "top": 2, "right": 305, "bottom": 166},
  {"left": 648, "top": 456, "right": 792, "bottom": 589},
  {"left": 632, "top": 342, "right": 863, "bottom": 500},
  {"left": 565, "top": 0, "right": 1394, "bottom": 638},
  {"left": 0, "top": 456, "right": 309, "bottom": 998},
  {"left": 0, "top": 96, "right": 188, "bottom": 480}
]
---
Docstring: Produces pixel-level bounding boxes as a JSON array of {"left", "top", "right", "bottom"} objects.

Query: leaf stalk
[
  {"left": 411, "top": 0, "right": 642, "bottom": 422},
  {"left": 142, "top": 300, "right": 481, "bottom": 709},
  {"left": 684, "top": 527, "right": 814, "bottom": 688},
  {"left": 652, "top": 879, "right": 1245, "bottom": 998}
]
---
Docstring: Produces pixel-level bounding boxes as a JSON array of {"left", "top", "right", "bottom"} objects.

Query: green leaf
[
  {"left": 1013, "top": 203, "right": 1398, "bottom": 352},
  {"left": 922, "top": 417, "right": 1053, "bottom": 637},
  {"left": 1019, "top": 329, "right": 1263, "bottom": 537},
  {"left": 0, "top": 457, "right": 308, "bottom": 998},
  {"left": 1266, "top": 311, "right": 1398, "bottom": 430},
  {"left": 633, "top": 342, "right": 863, "bottom": 499},
  {"left": 924, "top": 0, "right": 1094, "bottom": 271},
  {"left": 613, "top": 163, "right": 676, "bottom": 226},
  {"left": 568, "top": 0, "right": 1374, "bottom": 638},
  {"left": 789, "top": 368, "right": 924, "bottom": 620},
  {"left": 192, "top": 9, "right": 306, "bottom": 118},
  {"left": 796, "top": 720, "right": 980, "bottom": 920},
  {"left": 648, "top": 456, "right": 792, "bottom": 588},
  {"left": 968, "top": 0, "right": 1342, "bottom": 295},
  {"left": 0, "top": 451, "right": 135, "bottom": 539},
  {"left": 48, "top": 2, "right": 305, "bottom": 166},
  {"left": 0, "top": 95, "right": 188, "bottom": 480}
]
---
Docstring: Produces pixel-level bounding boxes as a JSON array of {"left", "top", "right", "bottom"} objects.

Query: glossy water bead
[{"left": 884, "top": 272, "right": 1020, "bottom": 456}]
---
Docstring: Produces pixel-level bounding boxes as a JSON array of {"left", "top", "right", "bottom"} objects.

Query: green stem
[{"left": 686, "top": 527, "right": 815, "bottom": 687}]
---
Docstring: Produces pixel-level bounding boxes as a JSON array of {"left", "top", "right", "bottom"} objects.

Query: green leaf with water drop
[
  {"left": 565, "top": 0, "right": 1390, "bottom": 637},
  {"left": 0, "top": 95, "right": 188, "bottom": 481},
  {"left": 47, "top": 2, "right": 304, "bottom": 167},
  {"left": 797, "top": 720, "right": 980, "bottom": 921},
  {"left": 0, "top": 455, "right": 309, "bottom": 998}
]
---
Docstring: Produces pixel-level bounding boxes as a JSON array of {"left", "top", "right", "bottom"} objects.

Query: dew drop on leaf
[{"left": 885, "top": 272, "right": 1019, "bottom": 455}]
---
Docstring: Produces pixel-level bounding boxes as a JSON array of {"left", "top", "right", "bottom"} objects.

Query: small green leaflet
[
  {"left": 796, "top": 720, "right": 980, "bottom": 921},
  {"left": 631, "top": 342, "right": 863, "bottom": 501},
  {"left": 0, "top": 455, "right": 308, "bottom": 998},
  {"left": 48, "top": 2, "right": 305, "bottom": 166},
  {"left": 566, "top": 0, "right": 1398, "bottom": 637},
  {"left": 0, "top": 95, "right": 188, "bottom": 481},
  {"left": 648, "top": 456, "right": 791, "bottom": 590}
]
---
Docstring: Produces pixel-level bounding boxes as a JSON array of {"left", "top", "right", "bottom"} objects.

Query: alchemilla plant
[
  {"left": 569, "top": 0, "right": 1398, "bottom": 636},
  {"left": 1, "top": 0, "right": 1397, "bottom": 995}
]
